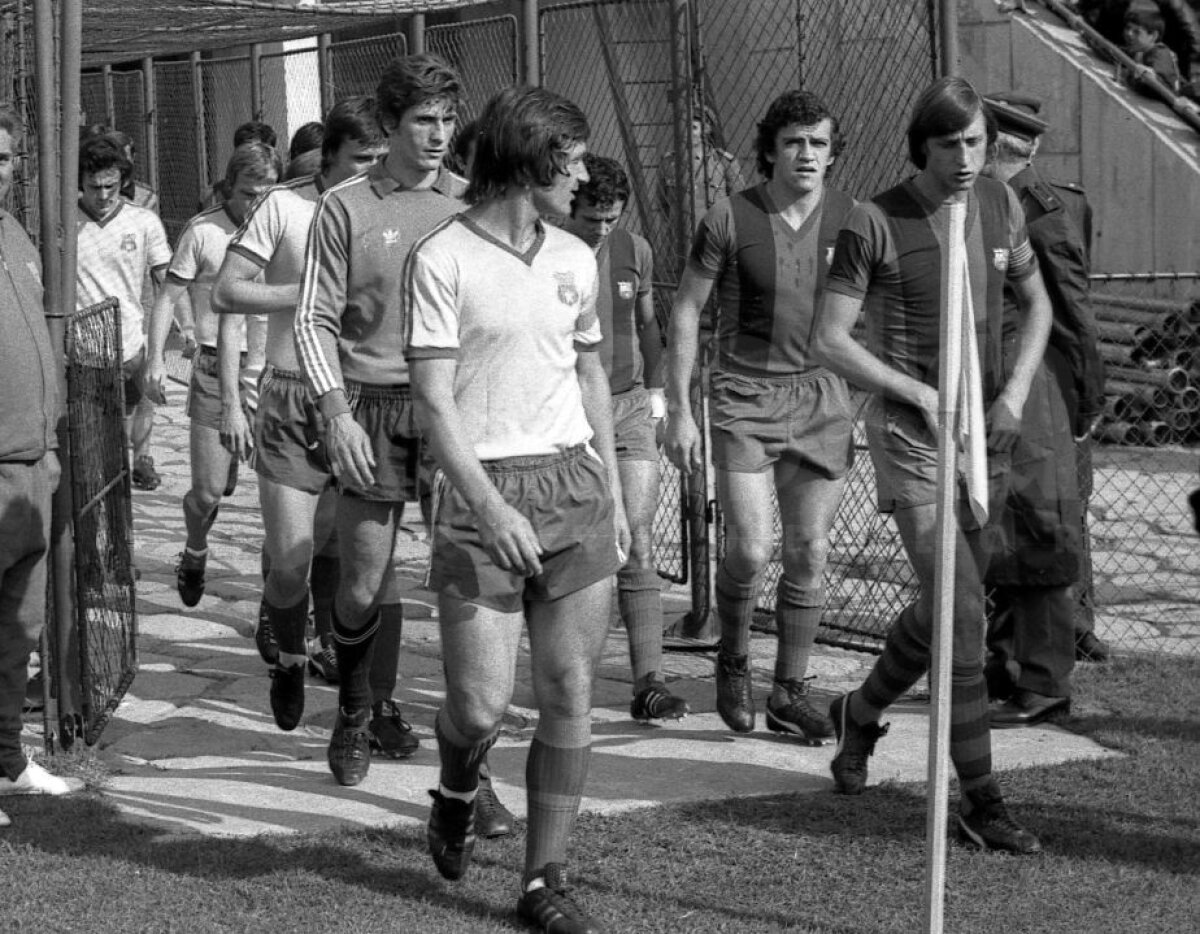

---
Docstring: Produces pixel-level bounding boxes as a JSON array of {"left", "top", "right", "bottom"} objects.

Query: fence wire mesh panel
[
  {"left": 200, "top": 55, "right": 253, "bottom": 196},
  {"left": 2, "top": 9, "right": 37, "bottom": 233},
  {"left": 427, "top": 16, "right": 518, "bottom": 125},
  {"left": 80, "top": 69, "right": 105, "bottom": 127},
  {"left": 541, "top": 0, "right": 675, "bottom": 260},
  {"left": 154, "top": 60, "right": 200, "bottom": 242},
  {"left": 1085, "top": 273, "right": 1200, "bottom": 656},
  {"left": 110, "top": 68, "right": 146, "bottom": 177},
  {"left": 795, "top": 0, "right": 937, "bottom": 199},
  {"left": 259, "top": 44, "right": 324, "bottom": 156},
  {"left": 328, "top": 32, "right": 408, "bottom": 102},
  {"left": 66, "top": 299, "right": 137, "bottom": 746}
]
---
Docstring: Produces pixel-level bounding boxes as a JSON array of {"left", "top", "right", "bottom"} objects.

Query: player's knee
[
  {"left": 264, "top": 563, "right": 309, "bottom": 605},
  {"left": 449, "top": 687, "right": 508, "bottom": 738},
  {"left": 781, "top": 535, "right": 832, "bottom": 579},
  {"left": 723, "top": 536, "right": 773, "bottom": 576}
]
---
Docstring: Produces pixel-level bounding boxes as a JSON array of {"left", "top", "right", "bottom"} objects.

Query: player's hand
[
  {"left": 613, "top": 500, "right": 632, "bottom": 567},
  {"left": 986, "top": 393, "right": 1023, "bottom": 453},
  {"left": 478, "top": 498, "right": 544, "bottom": 577},
  {"left": 915, "top": 385, "right": 940, "bottom": 439},
  {"left": 44, "top": 450, "right": 61, "bottom": 492},
  {"left": 142, "top": 357, "right": 168, "bottom": 406},
  {"left": 665, "top": 411, "right": 703, "bottom": 474},
  {"left": 326, "top": 412, "right": 377, "bottom": 491},
  {"left": 219, "top": 402, "right": 254, "bottom": 460}
]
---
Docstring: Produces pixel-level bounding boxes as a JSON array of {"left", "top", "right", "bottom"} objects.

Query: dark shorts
[
  {"left": 865, "top": 396, "right": 1011, "bottom": 532},
  {"left": 709, "top": 369, "right": 854, "bottom": 477},
  {"left": 339, "top": 379, "right": 420, "bottom": 503},
  {"left": 186, "top": 345, "right": 248, "bottom": 431},
  {"left": 121, "top": 346, "right": 146, "bottom": 416},
  {"left": 253, "top": 365, "right": 333, "bottom": 495},
  {"left": 429, "top": 445, "right": 621, "bottom": 613},
  {"left": 612, "top": 387, "right": 658, "bottom": 463}
]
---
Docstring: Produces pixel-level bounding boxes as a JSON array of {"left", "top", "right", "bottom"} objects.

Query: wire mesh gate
[{"left": 58, "top": 299, "right": 138, "bottom": 747}]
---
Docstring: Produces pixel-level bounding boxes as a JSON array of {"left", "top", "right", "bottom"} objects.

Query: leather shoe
[
  {"left": 989, "top": 691, "right": 1070, "bottom": 729},
  {"left": 1075, "top": 631, "right": 1110, "bottom": 662}
]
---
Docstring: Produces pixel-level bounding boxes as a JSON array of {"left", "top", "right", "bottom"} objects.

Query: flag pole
[{"left": 924, "top": 197, "right": 967, "bottom": 934}]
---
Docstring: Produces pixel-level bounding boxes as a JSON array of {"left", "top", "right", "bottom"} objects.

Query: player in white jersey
[
  {"left": 74, "top": 134, "right": 170, "bottom": 489},
  {"left": 143, "top": 143, "right": 281, "bottom": 607},
  {"left": 407, "top": 86, "right": 628, "bottom": 934}
]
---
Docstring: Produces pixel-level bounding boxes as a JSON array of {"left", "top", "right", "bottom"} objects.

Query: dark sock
[
  {"left": 267, "top": 594, "right": 310, "bottom": 657},
  {"left": 368, "top": 602, "right": 403, "bottom": 706},
  {"left": 715, "top": 563, "right": 760, "bottom": 657},
  {"left": 435, "top": 707, "right": 496, "bottom": 794},
  {"left": 332, "top": 609, "right": 379, "bottom": 712},
  {"left": 310, "top": 554, "right": 338, "bottom": 641}
]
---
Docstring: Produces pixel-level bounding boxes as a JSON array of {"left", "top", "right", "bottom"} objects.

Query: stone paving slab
[{"left": 56, "top": 382, "right": 1121, "bottom": 837}]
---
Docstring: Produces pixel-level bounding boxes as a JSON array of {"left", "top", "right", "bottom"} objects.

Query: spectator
[
  {"left": 286, "top": 120, "right": 324, "bottom": 180},
  {"left": 658, "top": 101, "right": 746, "bottom": 235},
  {"left": 1121, "top": 3, "right": 1183, "bottom": 93},
  {"left": 0, "top": 103, "right": 84, "bottom": 817}
]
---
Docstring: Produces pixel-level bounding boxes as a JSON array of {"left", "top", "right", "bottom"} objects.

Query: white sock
[{"left": 438, "top": 783, "right": 476, "bottom": 804}]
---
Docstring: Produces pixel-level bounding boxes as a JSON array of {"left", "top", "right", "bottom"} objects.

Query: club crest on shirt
[
  {"left": 617, "top": 280, "right": 635, "bottom": 300},
  {"left": 120, "top": 233, "right": 137, "bottom": 252},
  {"left": 992, "top": 248, "right": 1009, "bottom": 272},
  {"left": 382, "top": 228, "right": 401, "bottom": 248},
  {"left": 554, "top": 271, "right": 580, "bottom": 306}
]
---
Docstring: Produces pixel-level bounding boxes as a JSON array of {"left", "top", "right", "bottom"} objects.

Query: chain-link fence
[
  {"left": 154, "top": 59, "right": 200, "bottom": 242},
  {"left": 327, "top": 31, "right": 407, "bottom": 104},
  {"left": 1081, "top": 273, "right": 1200, "bottom": 656},
  {"left": 428, "top": 15, "right": 519, "bottom": 124},
  {"left": 65, "top": 299, "right": 138, "bottom": 747},
  {"left": 200, "top": 54, "right": 254, "bottom": 197}
]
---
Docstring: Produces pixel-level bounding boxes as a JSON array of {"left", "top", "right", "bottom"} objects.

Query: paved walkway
[{"left": 61, "top": 382, "right": 1117, "bottom": 837}]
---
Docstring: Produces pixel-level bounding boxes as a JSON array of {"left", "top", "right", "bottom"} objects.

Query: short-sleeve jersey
[
  {"left": 405, "top": 216, "right": 601, "bottom": 461},
  {"left": 229, "top": 175, "right": 322, "bottom": 286},
  {"left": 167, "top": 204, "right": 245, "bottom": 350},
  {"left": 295, "top": 164, "right": 466, "bottom": 401},
  {"left": 76, "top": 200, "right": 171, "bottom": 361},
  {"left": 824, "top": 176, "right": 1037, "bottom": 404},
  {"left": 596, "top": 228, "right": 654, "bottom": 394},
  {"left": 689, "top": 183, "right": 855, "bottom": 377}
]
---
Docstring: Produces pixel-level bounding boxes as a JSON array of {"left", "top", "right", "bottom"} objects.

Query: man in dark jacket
[
  {"left": 982, "top": 91, "right": 1107, "bottom": 727},
  {"left": 0, "top": 105, "right": 84, "bottom": 820}
]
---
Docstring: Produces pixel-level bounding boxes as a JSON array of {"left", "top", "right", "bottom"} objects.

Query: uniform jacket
[
  {"left": 0, "top": 210, "right": 57, "bottom": 462},
  {"left": 1007, "top": 165, "right": 1105, "bottom": 436}
]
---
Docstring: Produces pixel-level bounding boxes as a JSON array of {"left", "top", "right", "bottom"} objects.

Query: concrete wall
[{"left": 959, "top": 1, "right": 1200, "bottom": 279}]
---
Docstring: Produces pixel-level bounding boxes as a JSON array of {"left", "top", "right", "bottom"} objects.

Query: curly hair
[
  {"left": 754, "top": 91, "right": 843, "bottom": 178},
  {"left": 570, "top": 153, "right": 629, "bottom": 214}
]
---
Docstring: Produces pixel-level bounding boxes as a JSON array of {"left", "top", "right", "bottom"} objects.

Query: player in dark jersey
[
  {"left": 665, "top": 91, "right": 855, "bottom": 744},
  {"left": 562, "top": 154, "right": 688, "bottom": 723},
  {"left": 813, "top": 76, "right": 1052, "bottom": 855}
]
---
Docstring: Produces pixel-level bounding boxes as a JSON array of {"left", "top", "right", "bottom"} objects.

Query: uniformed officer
[{"left": 982, "top": 91, "right": 1108, "bottom": 728}]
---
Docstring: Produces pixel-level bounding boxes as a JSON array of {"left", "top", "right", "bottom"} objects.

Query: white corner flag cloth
[{"left": 957, "top": 250, "right": 989, "bottom": 527}]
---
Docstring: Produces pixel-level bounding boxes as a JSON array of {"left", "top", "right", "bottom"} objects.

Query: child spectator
[{"left": 1121, "top": 4, "right": 1182, "bottom": 93}]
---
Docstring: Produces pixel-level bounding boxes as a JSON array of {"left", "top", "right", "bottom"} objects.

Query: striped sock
[
  {"left": 715, "top": 563, "right": 760, "bottom": 657},
  {"left": 950, "top": 672, "right": 993, "bottom": 786},
  {"left": 856, "top": 605, "right": 928, "bottom": 720},
  {"left": 773, "top": 578, "right": 824, "bottom": 684},
  {"left": 618, "top": 566, "right": 664, "bottom": 688},
  {"left": 524, "top": 713, "right": 591, "bottom": 877},
  {"left": 434, "top": 707, "right": 495, "bottom": 795},
  {"left": 332, "top": 609, "right": 380, "bottom": 713}
]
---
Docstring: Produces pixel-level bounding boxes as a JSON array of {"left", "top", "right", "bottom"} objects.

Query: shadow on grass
[{"left": 1, "top": 793, "right": 523, "bottom": 930}]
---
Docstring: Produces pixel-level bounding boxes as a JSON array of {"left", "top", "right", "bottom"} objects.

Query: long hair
[
  {"left": 906, "top": 76, "right": 995, "bottom": 169},
  {"left": 466, "top": 86, "right": 589, "bottom": 205}
]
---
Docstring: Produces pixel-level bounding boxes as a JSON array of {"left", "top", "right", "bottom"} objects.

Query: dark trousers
[
  {"left": 988, "top": 585, "right": 1075, "bottom": 698},
  {"left": 0, "top": 457, "right": 53, "bottom": 779}
]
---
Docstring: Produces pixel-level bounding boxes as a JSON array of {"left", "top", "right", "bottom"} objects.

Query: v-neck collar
[
  {"left": 760, "top": 184, "right": 823, "bottom": 238},
  {"left": 459, "top": 214, "right": 545, "bottom": 267},
  {"left": 80, "top": 199, "right": 124, "bottom": 227}
]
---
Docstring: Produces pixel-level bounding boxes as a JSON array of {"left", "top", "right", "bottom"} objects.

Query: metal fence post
[
  {"left": 939, "top": 0, "right": 958, "bottom": 76},
  {"left": 523, "top": 0, "right": 539, "bottom": 86},
  {"left": 102, "top": 62, "right": 114, "bottom": 128},
  {"left": 191, "top": 50, "right": 207, "bottom": 206},
  {"left": 250, "top": 42, "right": 262, "bottom": 121},
  {"left": 409, "top": 12, "right": 425, "bottom": 54},
  {"left": 318, "top": 32, "right": 333, "bottom": 115},
  {"left": 142, "top": 56, "right": 158, "bottom": 194}
]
